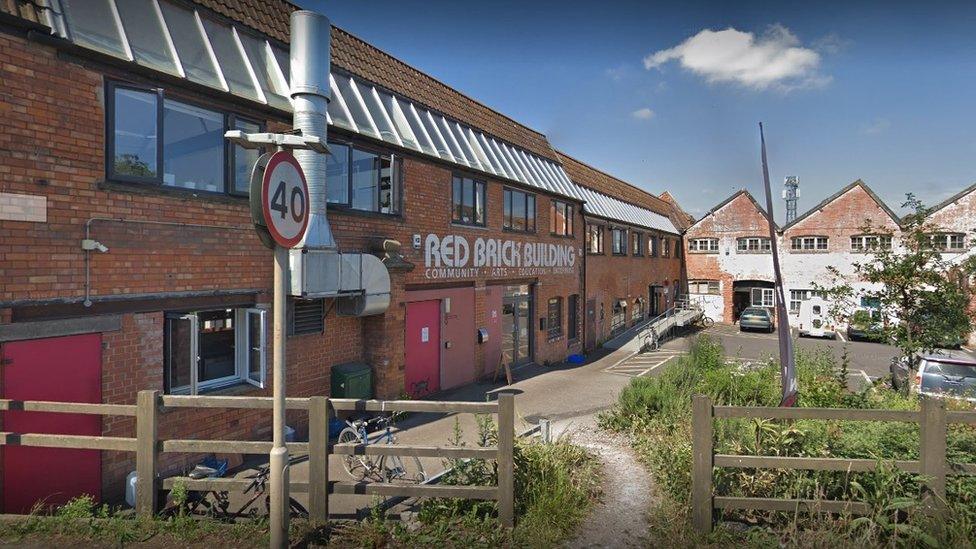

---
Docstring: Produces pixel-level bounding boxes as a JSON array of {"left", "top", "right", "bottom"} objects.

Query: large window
[
  {"left": 737, "top": 237, "right": 771, "bottom": 253},
  {"left": 689, "top": 280, "right": 720, "bottom": 295},
  {"left": 164, "top": 308, "right": 266, "bottom": 394},
  {"left": 326, "top": 141, "right": 400, "bottom": 214},
  {"left": 550, "top": 200, "right": 574, "bottom": 236},
  {"left": 662, "top": 237, "right": 671, "bottom": 257},
  {"left": 107, "top": 82, "right": 261, "bottom": 195},
  {"left": 611, "top": 299, "right": 627, "bottom": 333},
  {"left": 751, "top": 288, "right": 775, "bottom": 308},
  {"left": 586, "top": 224, "right": 604, "bottom": 254},
  {"left": 547, "top": 297, "right": 563, "bottom": 339},
  {"left": 568, "top": 294, "right": 580, "bottom": 341},
  {"left": 612, "top": 228, "right": 627, "bottom": 255},
  {"left": 850, "top": 234, "right": 892, "bottom": 252},
  {"left": 789, "top": 289, "right": 825, "bottom": 313},
  {"left": 632, "top": 232, "right": 644, "bottom": 256},
  {"left": 928, "top": 233, "right": 966, "bottom": 251},
  {"left": 504, "top": 188, "right": 536, "bottom": 232},
  {"left": 451, "top": 175, "right": 486, "bottom": 226},
  {"left": 649, "top": 235, "right": 659, "bottom": 257},
  {"left": 791, "top": 236, "right": 829, "bottom": 251}
]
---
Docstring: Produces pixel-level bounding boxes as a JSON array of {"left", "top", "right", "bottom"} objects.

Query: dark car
[
  {"left": 739, "top": 307, "right": 774, "bottom": 333},
  {"left": 847, "top": 309, "right": 885, "bottom": 342}
]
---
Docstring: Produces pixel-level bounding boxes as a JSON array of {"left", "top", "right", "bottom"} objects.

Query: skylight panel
[
  {"left": 238, "top": 32, "right": 291, "bottom": 110},
  {"left": 364, "top": 86, "right": 402, "bottom": 145},
  {"left": 335, "top": 75, "right": 379, "bottom": 138},
  {"left": 114, "top": 0, "right": 179, "bottom": 75},
  {"left": 200, "top": 16, "right": 261, "bottom": 101},
  {"left": 383, "top": 94, "right": 418, "bottom": 150},
  {"left": 63, "top": 0, "right": 130, "bottom": 59},
  {"left": 157, "top": 1, "right": 223, "bottom": 89},
  {"left": 403, "top": 102, "right": 439, "bottom": 156}
]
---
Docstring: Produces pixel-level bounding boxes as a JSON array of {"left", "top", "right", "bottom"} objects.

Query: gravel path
[{"left": 560, "top": 415, "right": 656, "bottom": 549}]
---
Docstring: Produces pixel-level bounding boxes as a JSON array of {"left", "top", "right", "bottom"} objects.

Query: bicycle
[{"left": 337, "top": 415, "right": 427, "bottom": 483}]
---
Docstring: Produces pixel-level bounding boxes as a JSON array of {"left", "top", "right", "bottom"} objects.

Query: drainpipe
[{"left": 290, "top": 10, "right": 335, "bottom": 249}]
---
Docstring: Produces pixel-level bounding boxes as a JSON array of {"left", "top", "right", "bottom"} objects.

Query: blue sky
[{"left": 299, "top": 1, "right": 976, "bottom": 221}]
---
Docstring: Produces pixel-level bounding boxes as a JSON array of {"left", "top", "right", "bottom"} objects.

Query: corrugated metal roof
[{"left": 36, "top": 0, "right": 678, "bottom": 233}]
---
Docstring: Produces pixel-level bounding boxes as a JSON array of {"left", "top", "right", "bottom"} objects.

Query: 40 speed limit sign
[{"left": 249, "top": 151, "right": 310, "bottom": 249}]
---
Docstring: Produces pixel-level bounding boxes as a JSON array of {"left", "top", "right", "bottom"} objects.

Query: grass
[
  {"left": 599, "top": 335, "right": 976, "bottom": 548},
  {"left": 331, "top": 416, "right": 602, "bottom": 548}
]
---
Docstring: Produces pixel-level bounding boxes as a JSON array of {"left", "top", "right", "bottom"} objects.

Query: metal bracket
[{"left": 224, "top": 130, "right": 329, "bottom": 154}]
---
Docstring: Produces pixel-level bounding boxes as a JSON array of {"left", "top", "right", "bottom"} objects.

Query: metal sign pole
[{"left": 270, "top": 244, "right": 289, "bottom": 549}]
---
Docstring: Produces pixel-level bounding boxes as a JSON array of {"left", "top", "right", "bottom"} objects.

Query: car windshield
[
  {"left": 742, "top": 308, "right": 767, "bottom": 317},
  {"left": 923, "top": 362, "right": 976, "bottom": 378}
]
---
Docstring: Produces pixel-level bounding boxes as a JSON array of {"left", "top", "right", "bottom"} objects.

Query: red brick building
[
  {"left": 558, "top": 153, "right": 685, "bottom": 349},
  {"left": 0, "top": 0, "right": 686, "bottom": 509}
]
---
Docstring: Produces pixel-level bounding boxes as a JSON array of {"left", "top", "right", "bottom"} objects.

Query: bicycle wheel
[
  {"left": 701, "top": 316, "right": 714, "bottom": 328},
  {"left": 338, "top": 427, "right": 374, "bottom": 480}
]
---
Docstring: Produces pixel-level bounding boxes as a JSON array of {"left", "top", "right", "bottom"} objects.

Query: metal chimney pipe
[{"left": 290, "top": 10, "right": 335, "bottom": 249}]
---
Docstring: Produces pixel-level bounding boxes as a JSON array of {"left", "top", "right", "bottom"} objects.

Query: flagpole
[{"left": 759, "top": 122, "right": 798, "bottom": 406}]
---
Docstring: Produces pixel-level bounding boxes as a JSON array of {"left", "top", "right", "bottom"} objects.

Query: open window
[{"left": 164, "top": 307, "right": 266, "bottom": 394}]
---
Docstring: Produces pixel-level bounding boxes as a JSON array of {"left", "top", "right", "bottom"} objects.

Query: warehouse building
[{"left": 0, "top": 0, "right": 685, "bottom": 510}]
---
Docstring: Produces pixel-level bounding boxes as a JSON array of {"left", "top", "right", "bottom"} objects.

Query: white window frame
[
  {"left": 789, "top": 289, "right": 825, "bottom": 313},
  {"left": 791, "top": 236, "right": 828, "bottom": 251},
  {"left": 689, "top": 238, "right": 718, "bottom": 252},
  {"left": 167, "top": 307, "right": 267, "bottom": 395},
  {"left": 751, "top": 288, "right": 774, "bottom": 307},
  {"left": 737, "top": 237, "right": 771, "bottom": 252},
  {"left": 689, "top": 280, "right": 720, "bottom": 295},
  {"left": 851, "top": 234, "right": 892, "bottom": 251}
]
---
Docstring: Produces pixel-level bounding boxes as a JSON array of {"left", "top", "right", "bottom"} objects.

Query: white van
[{"left": 797, "top": 297, "right": 836, "bottom": 339}]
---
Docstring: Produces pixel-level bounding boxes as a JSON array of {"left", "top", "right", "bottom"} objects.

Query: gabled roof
[
  {"left": 658, "top": 191, "right": 695, "bottom": 231},
  {"left": 782, "top": 179, "right": 900, "bottom": 230},
  {"left": 925, "top": 183, "right": 976, "bottom": 217},
  {"left": 687, "top": 189, "right": 778, "bottom": 232}
]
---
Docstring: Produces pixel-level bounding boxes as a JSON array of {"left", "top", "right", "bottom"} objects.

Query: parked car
[
  {"left": 739, "top": 307, "right": 775, "bottom": 333},
  {"left": 847, "top": 308, "right": 885, "bottom": 342},
  {"left": 797, "top": 297, "right": 835, "bottom": 339},
  {"left": 915, "top": 356, "right": 976, "bottom": 401},
  {"left": 890, "top": 355, "right": 911, "bottom": 391}
]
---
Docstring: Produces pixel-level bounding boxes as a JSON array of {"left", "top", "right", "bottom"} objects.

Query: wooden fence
[
  {"left": 0, "top": 391, "right": 516, "bottom": 527},
  {"left": 691, "top": 394, "right": 976, "bottom": 533}
]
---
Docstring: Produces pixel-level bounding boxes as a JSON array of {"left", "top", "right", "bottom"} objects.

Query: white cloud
[
  {"left": 862, "top": 117, "right": 891, "bottom": 135},
  {"left": 631, "top": 107, "right": 655, "bottom": 120},
  {"left": 643, "top": 24, "right": 829, "bottom": 91}
]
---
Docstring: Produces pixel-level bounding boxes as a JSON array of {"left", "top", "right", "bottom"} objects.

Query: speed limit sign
[{"left": 249, "top": 151, "right": 310, "bottom": 249}]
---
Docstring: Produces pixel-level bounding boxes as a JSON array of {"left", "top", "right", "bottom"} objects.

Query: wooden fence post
[
  {"left": 136, "top": 389, "right": 159, "bottom": 517},
  {"left": 308, "top": 396, "right": 330, "bottom": 523},
  {"left": 497, "top": 393, "right": 515, "bottom": 528},
  {"left": 692, "top": 394, "right": 714, "bottom": 534},
  {"left": 919, "top": 396, "right": 947, "bottom": 512}
]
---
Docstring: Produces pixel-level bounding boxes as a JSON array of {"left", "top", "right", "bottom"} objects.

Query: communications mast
[{"left": 782, "top": 176, "right": 799, "bottom": 223}]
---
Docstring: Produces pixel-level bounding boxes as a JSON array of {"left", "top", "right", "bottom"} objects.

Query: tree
[{"left": 816, "top": 195, "right": 976, "bottom": 365}]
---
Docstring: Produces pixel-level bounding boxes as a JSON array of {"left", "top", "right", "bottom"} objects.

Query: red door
[
  {"left": 2, "top": 334, "right": 103, "bottom": 513},
  {"left": 405, "top": 300, "right": 440, "bottom": 398}
]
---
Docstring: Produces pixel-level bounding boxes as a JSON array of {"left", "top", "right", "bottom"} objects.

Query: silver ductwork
[
  {"left": 290, "top": 10, "right": 335, "bottom": 250},
  {"left": 287, "top": 11, "right": 391, "bottom": 315}
]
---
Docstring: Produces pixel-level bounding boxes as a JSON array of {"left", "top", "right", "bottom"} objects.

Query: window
[
  {"left": 689, "top": 280, "right": 720, "bottom": 295},
  {"left": 789, "top": 289, "right": 825, "bottom": 313},
  {"left": 675, "top": 240, "right": 682, "bottom": 258},
  {"left": 790, "top": 236, "right": 829, "bottom": 251},
  {"left": 326, "top": 141, "right": 401, "bottom": 214},
  {"left": 632, "top": 232, "right": 644, "bottom": 256},
  {"left": 928, "top": 233, "right": 966, "bottom": 251},
  {"left": 567, "top": 294, "right": 580, "bottom": 341},
  {"left": 107, "top": 82, "right": 262, "bottom": 194},
  {"left": 586, "top": 224, "right": 604, "bottom": 254},
  {"left": 632, "top": 299, "right": 644, "bottom": 322},
  {"left": 689, "top": 238, "right": 719, "bottom": 253},
  {"left": 662, "top": 237, "right": 671, "bottom": 257},
  {"left": 612, "top": 228, "right": 627, "bottom": 255},
  {"left": 751, "top": 288, "right": 775, "bottom": 308},
  {"left": 851, "top": 235, "right": 893, "bottom": 251},
  {"left": 550, "top": 200, "right": 574, "bottom": 236},
  {"left": 451, "top": 175, "right": 486, "bottom": 225},
  {"left": 649, "top": 235, "right": 659, "bottom": 257},
  {"left": 164, "top": 308, "right": 266, "bottom": 394},
  {"left": 611, "top": 300, "right": 627, "bottom": 333},
  {"left": 737, "top": 237, "right": 771, "bottom": 253},
  {"left": 504, "top": 188, "right": 536, "bottom": 232},
  {"left": 547, "top": 297, "right": 563, "bottom": 339},
  {"left": 288, "top": 298, "right": 325, "bottom": 335}
]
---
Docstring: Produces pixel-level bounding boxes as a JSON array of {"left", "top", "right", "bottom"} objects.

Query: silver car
[
  {"left": 739, "top": 307, "right": 775, "bottom": 333},
  {"left": 916, "top": 356, "right": 976, "bottom": 402}
]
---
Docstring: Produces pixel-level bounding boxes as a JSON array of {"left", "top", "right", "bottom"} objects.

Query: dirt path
[{"left": 560, "top": 415, "right": 656, "bottom": 549}]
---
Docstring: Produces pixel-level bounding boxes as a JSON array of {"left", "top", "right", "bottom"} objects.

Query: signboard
[
  {"left": 423, "top": 233, "right": 576, "bottom": 279},
  {"left": 249, "top": 151, "right": 309, "bottom": 249}
]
